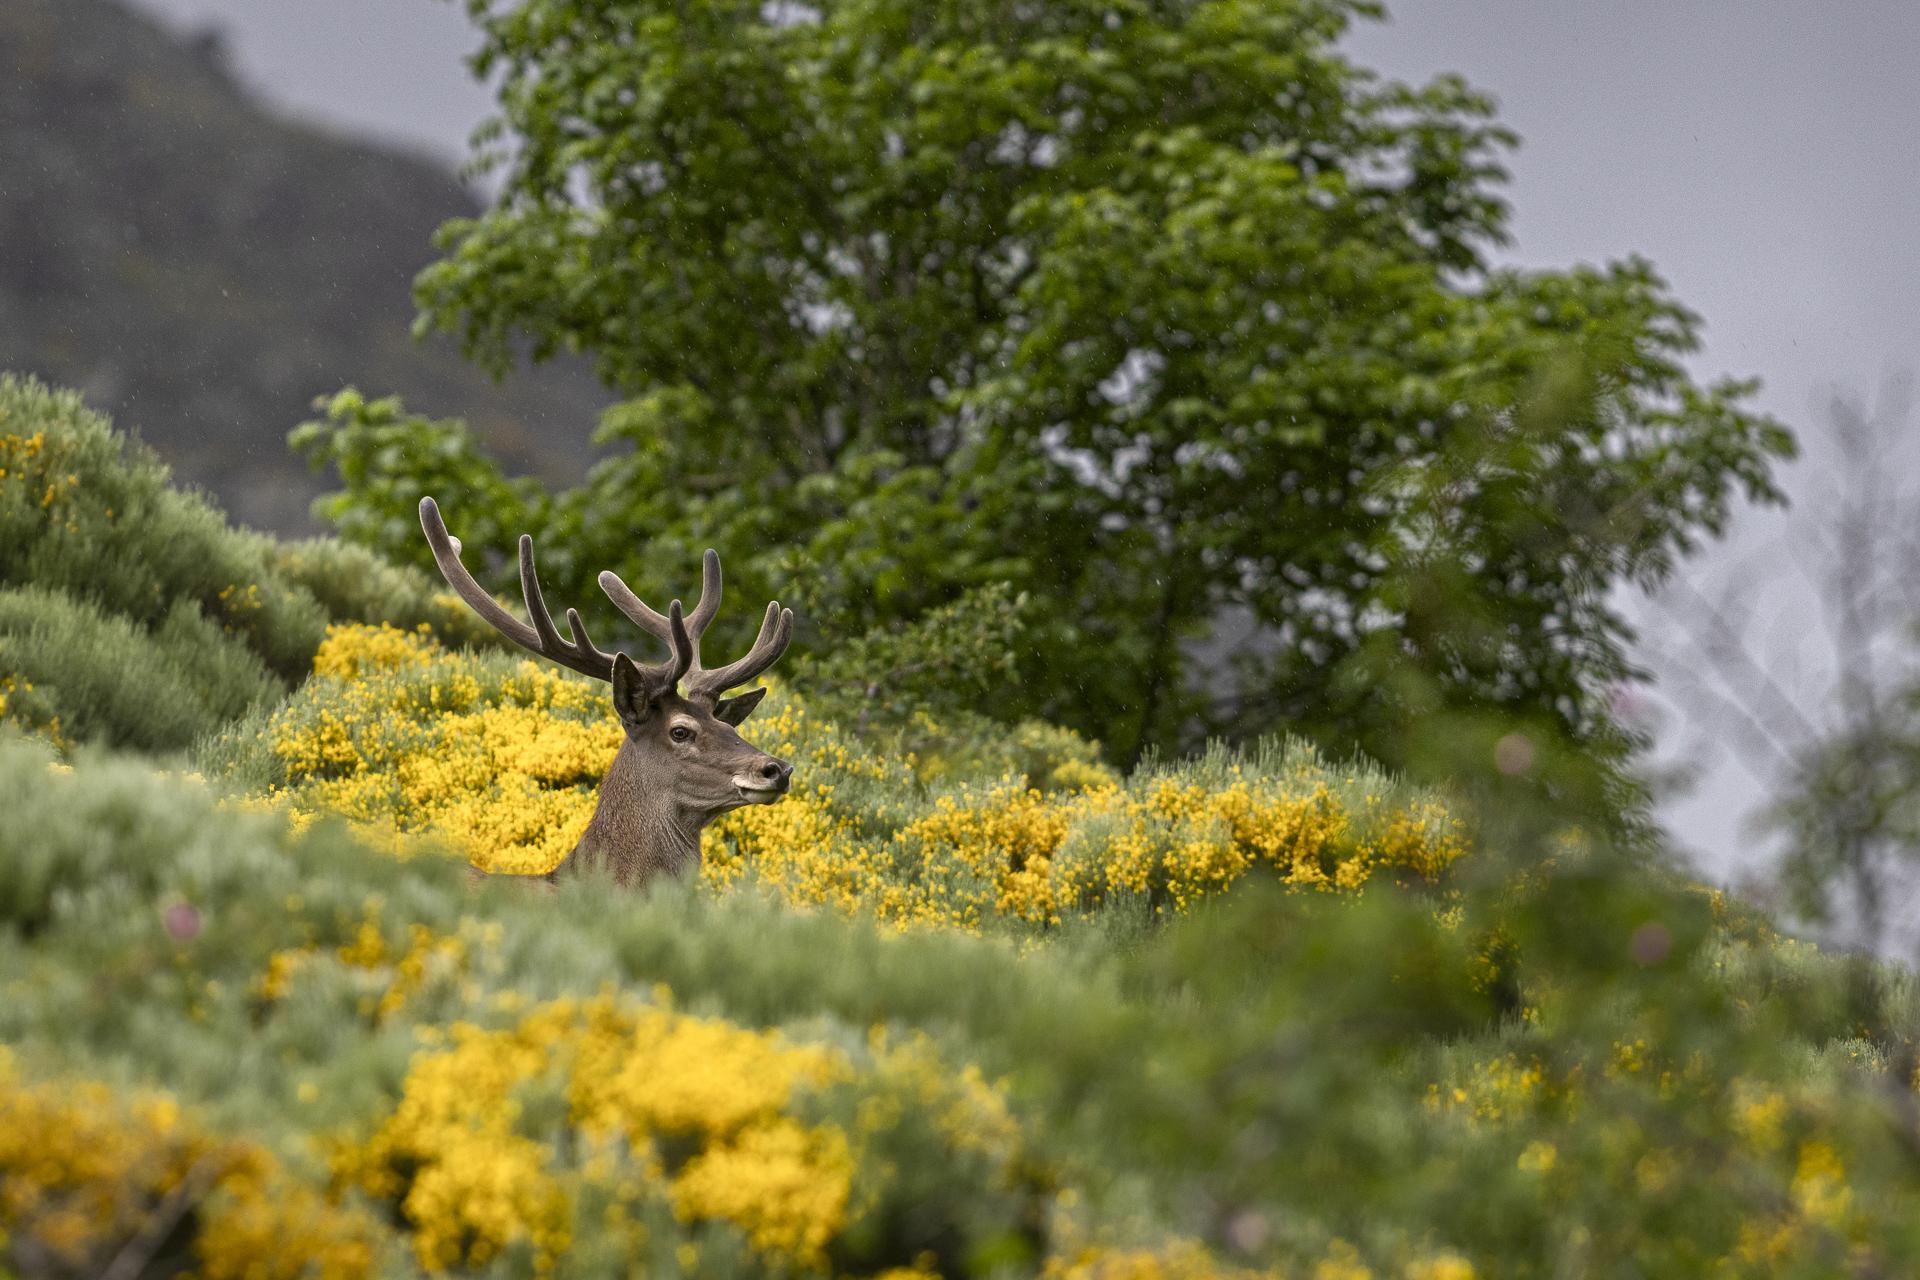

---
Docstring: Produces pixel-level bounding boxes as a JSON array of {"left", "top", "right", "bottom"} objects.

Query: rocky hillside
[{"left": 0, "top": 0, "right": 603, "bottom": 532}]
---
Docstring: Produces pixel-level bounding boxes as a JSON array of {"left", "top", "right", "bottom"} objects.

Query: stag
[{"left": 419, "top": 497, "right": 795, "bottom": 888}]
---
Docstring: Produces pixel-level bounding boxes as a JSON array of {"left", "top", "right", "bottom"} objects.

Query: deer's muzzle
[{"left": 733, "top": 757, "right": 793, "bottom": 802}]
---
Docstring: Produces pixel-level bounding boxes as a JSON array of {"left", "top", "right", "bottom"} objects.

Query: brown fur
[{"left": 548, "top": 689, "right": 789, "bottom": 887}]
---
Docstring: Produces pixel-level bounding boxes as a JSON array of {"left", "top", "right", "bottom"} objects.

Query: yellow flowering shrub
[
  {"left": 714, "top": 750, "right": 1465, "bottom": 931},
  {"left": 1044, "top": 1239, "right": 1278, "bottom": 1280},
  {"left": 1723, "top": 1135, "right": 1867, "bottom": 1268},
  {"left": 256, "top": 905, "right": 492, "bottom": 1023},
  {"left": 0, "top": 1049, "right": 382, "bottom": 1278},
  {"left": 0, "top": 427, "right": 83, "bottom": 534},
  {"left": 1423, "top": 1054, "right": 1553, "bottom": 1124},
  {"left": 252, "top": 625, "right": 1468, "bottom": 934},
  {"left": 668, "top": 1118, "right": 853, "bottom": 1263},
  {"left": 264, "top": 624, "right": 621, "bottom": 872},
  {"left": 310, "top": 619, "right": 443, "bottom": 679},
  {"left": 0, "top": 672, "right": 68, "bottom": 749},
  {"left": 1414, "top": 1036, "right": 1880, "bottom": 1274},
  {"left": 334, "top": 988, "right": 1029, "bottom": 1275}
]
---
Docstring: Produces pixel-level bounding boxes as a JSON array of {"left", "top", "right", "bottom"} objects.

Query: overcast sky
[{"left": 126, "top": 0, "right": 1920, "bottom": 882}]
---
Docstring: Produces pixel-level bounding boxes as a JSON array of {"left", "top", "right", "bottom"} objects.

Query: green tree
[{"left": 299, "top": 0, "right": 1791, "bottom": 765}]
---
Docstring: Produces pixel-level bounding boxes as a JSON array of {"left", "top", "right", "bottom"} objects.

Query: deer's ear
[
  {"left": 611, "top": 653, "right": 669, "bottom": 729},
  {"left": 713, "top": 687, "right": 768, "bottom": 727}
]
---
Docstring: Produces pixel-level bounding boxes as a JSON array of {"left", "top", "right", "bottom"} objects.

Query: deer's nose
[{"left": 759, "top": 758, "right": 793, "bottom": 792}]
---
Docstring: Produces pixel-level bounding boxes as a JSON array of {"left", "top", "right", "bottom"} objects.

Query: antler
[
  {"left": 418, "top": 497, "right": 692, "bottom": 688},
  {"left": 598, "top": 548, "right": 793, "bottom": 707}
]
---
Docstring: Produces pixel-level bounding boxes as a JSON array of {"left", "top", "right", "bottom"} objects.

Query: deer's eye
[{"left": 669, "top": 725, "right": 696, "bottom": 744}]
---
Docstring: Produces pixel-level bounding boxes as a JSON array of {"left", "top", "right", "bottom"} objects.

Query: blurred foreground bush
[
  {"left": 0, "top": 735, "right": 1066, "bottom": 1276},
  {"left": 12, "top": 724, "right": 1920, "bottom": 1275},
  {"left": 0, "top": 1048, "right": 382, "bottom": 1279}
]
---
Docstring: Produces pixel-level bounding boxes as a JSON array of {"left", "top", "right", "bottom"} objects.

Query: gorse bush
[
  {"left": 0, "top": 735, "right": 1333, "bottom": 1277},
  {"left": 0, "top": 375, "right": 496, "bottom": 751},
  {"left": 0, "top": 376, "right": 324, "bottom": 679},
  {"left": 0, "top": 735, "right": 1071, "bottom": 1277},
  {"left": 0, "top": 1048, "right": 383, "bottom": 1279},
  {"left": 207, "top": 623, "right": 1467, "bottom": 932},
  {"left": 14, "top": 725, "right": 1920, "bottom": 1276},
  {"left": 207, "top": 622, "right": 620, "bottom": 869},
  {"left": 329, "top": 994, "right": 1041, "bottom": 1275}
]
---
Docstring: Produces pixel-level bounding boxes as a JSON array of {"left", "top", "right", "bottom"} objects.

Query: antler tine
[
  {"left": 564, "top": 608, "right": 595, "bottom": 656},
  {"left": 598, "top": 569, "right": 673, "bottom": 640},
  {"left": 598, "top": 548, "right": 723, "bottom": 648},
  {"left": 596, "top": 548, "right": 790, "bottom": 705},
  {"left": 517, "top": 536, "right": 562, "bottom": 650},
  {"left": 662, "top": 599, "right": 695, "bottom": 686},
  {"left": 516, "top": 533, "right": 627, "bottom": 679},
  {"left": 419, "top": 496, "right": 616, "bottom": 682},
  {"left": 686, "top": 601, "right": 794, "bottom": 703},
  {"left": 686, "top": 549, "right": 723, "bottom": 639},
  {"left": 420, "top": 497, "right": 541, "bottom": 653}
]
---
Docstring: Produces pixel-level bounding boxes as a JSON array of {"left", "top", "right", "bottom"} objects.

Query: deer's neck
[{"left": 554, "top": 739, "right": 705, "bottom": 888}]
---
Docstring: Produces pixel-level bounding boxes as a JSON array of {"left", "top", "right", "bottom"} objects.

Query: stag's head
[{"left": 418, "top": 498, "right": 795, "bottom": 823}]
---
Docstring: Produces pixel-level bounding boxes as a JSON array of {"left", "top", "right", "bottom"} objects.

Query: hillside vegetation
[{"left": 5, "top": 380, "right": 1920, "bottom": 1278}]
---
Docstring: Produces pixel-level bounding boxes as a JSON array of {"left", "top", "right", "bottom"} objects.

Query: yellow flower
[
  {"left": 1791, "top": 1141, "right": 1851, "bottom": 1227},
  {"left": 267, "top": 627, "right": 1469, "bottom": 933},
  {"left": 669, "top": 1117, "right": 852, "bottom": 1266},
  {"left": 0, "top": 1053, "right": 377, "bottom": 1278}
]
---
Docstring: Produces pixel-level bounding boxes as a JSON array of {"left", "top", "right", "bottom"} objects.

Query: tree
[
  {"left": 1645, "top": 377, "right": 1920, "bottom": 952},
  {"left": 298, "top": 0, "right": 1792, "bottom": 765}
]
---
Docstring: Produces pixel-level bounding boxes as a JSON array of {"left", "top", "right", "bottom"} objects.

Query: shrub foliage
[
  {"left": 0, "top": 375, "right": 494, "bottom": 751},
  {"left": 210, "top": 622, "right": 1466, "bottom": 931},
  {"left": 10, "top": 713, "right": 1920, "bottom": 1277}
]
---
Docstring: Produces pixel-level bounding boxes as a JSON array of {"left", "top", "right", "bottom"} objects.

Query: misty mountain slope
[{"left": 0, "top": 0, "right": 603, "bottom": 532}]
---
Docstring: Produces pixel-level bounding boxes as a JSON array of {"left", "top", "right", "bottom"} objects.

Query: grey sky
[
  {"left": 127, "top": 0, "right": 492, "bottom": 170},
  {"left": 125, "top": 0, "right": 1920, "bottom": 881}
]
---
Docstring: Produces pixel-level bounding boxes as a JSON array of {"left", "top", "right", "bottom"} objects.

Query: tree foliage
[{"left": 297, "top": 0, "right": 1792, "bottom": 764}]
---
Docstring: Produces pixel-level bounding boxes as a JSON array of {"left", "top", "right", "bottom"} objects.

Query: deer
[{"left": 418, "top": 496, "right": 795, "bottom": 889}]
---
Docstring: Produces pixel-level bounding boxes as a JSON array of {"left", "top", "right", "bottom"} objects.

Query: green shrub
[
  {"left": 0, "top": 375, "right": 504, "bottom": 751},
  {"left": 0, "top": 375, "right": 327, "bottom": 676},
  {"left": 267, "top": 535, "right": 500, "bottom": 651},
  {"left": 0, "top": 586, "right": 280, "bottom": 751}
]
